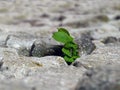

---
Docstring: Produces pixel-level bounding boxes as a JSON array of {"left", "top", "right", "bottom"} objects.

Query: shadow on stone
[{"left": 30, "top": 43, "right": 63, "bottom": 57}]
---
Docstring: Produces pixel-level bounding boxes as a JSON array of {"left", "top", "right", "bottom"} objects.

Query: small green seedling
[{"left": 52, "top": 28, "right": 79, "bottom": 64}]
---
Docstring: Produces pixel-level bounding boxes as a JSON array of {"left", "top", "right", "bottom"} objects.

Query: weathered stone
[
  {"left": 3, "top": 55, "right": 67, "bottom": 71},
  {"left": 102, "top": 36, "right": 118, "bottom": 44},
  {"left": 0, "top": 80, "right": 33, "bottom": 90},
  {"left": 91, "top": 24, "right": 120, "bottom": 40},
  {"left": 75, "top": 65, "right": 120, "bottom": 90},
  {"left": 20, "top": 66, "right": 87, "bottom": 90},
  {"left": 75, "top": 32, "right": 96, "bottom": 56},
  {"left": 31, "top": 39, "right": 63, "bottom": 57},
  {"left": 73, "top": 41, "right": 120, "bottom": 68},
  {"left": 5, "top": 35, "right": 35, "bottom": 56}
]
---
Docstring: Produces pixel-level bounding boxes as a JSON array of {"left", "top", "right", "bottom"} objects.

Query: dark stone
[
  {"left": 40, "top": 13, "right": 49, "bottom": 18},
  {"left": 65, "top": 21, "right": 89, "bottom": 28},
  {"left": 73, "top": 61, "right": 83, "bottom": 67},
  {"left": 95, "top": 15, "right": 109, "bottom": 22},
  {"left": 102, "top": 37, "right": 118, "bottom": 44},
  {"left": 118, "top": 38, "right": 120, "bottom": 42},
  {"left": 114, "top": 15, "right": 120, "bottom": 20},
  {"left": 58, "top": 15, "right": 66, "bottom": 21},
  {"left": 73, "top": 32, "right": 96, "bottom": 67},
  {"left": 32, "top": 87, "right": 36, "bottom": 90},
  {"left": 0, "top": 58, "right": 3, "bottom": 69},
  {"left": 74, "top": 3, "right": 79, "bottom": 7},
  {"left": 75, "top": 32, "right": 96, "bottom": 55},
  {"left": 30, "top": 40, "right": 63, "bottom": 57},
  {"left": 75, "top": 65, "right": 120, "bottom": 90},
  {"left": 52, "top": 15, "right": 66, "bottom": 22},
  {"left": 22, "top": 19, "right": 38, "bottom": 26}
]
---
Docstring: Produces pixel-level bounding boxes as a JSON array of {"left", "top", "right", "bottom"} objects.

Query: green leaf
[
  {"left": 52, "top": 31, "right": 73, "bottom": 43},
  {"left": 72, "top": 55, "right": 80, "bottom": 59},
  {"left": 64, "top": 56, "right": 75, "bottom": 63},
  {"left": 64, "top": 55, "right": 79, "bottom": 63},
  {"left": 58, "top": 28, "right": 70, "bottom": 36},
  {"left": 52, "top": 28, "right": 80, "bottom": 64},
  {"left": 72, "top": 50, "right": 78, "bottom": 56},
  {"left": 62, "top": 48, "right": 72, "bottom": 57},
  {"left": 64, "top": 42, "right": 78, "bottom": 49}
]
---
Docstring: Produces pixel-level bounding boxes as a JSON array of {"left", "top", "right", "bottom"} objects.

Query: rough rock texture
[
  {"left": 75, "top": 65, "right": 120, "bottom": 90},
  {"left": 0, "top": 0, "right": 120, "bottom": 90},
  {"left": 73, "top": 41, "right": 120, "bottom": 68}
]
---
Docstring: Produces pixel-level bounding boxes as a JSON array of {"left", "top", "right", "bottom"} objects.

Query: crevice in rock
[
  {"left": 29, "top": 41, "right": 63, "bottom": 57},
  {"left": 4, "top": 32, "right": 96, "bottom": 66},
  {"left": 29, "top": 43, "right": 35, "bottom": 56}
]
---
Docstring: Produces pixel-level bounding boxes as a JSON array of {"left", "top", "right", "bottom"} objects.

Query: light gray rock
[
  {"left": 0, "top": 66, "right": 87, "bottom": 90},
  {"left": 0, "top": 47, "right": 67, "bottom": 78},
  {"left": 62, "top": 14, "right": 109, "bottom": 28},
  {"left": 22, "top": 66, "right": 87, "bottom": 90},
  {"left": 75, "top": 65, "right": 120, "bottom": 90},
  {"left": 0, "top": 47, "right": 86, "bottom": 90},
  {"left": 73, "top": 41, "right": 120, "bottom": 68},
  {"left": 0, "top": 80, "right": 33, "bottom": 90},
  {"left": 91, "top": 24, "right": 120, "bottom": 40},
  {"left": 5, "top": 34, "right": 35, "bottom": 56},
  {"left": 2, "top": 52, "right": 68, "bottom": 71}
]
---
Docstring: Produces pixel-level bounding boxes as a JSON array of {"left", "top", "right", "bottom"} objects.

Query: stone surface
[
  {"left": 5, "top": 34, "right": 35, "bottom": 56},
  {"left": 75, "top": 32, "right": 96, "bottom": 56},
  {"left": 73, "top": 41, "right": 120, "bottom": 68},
  {"left": 0, "top": 0, "right": 120, "bottom": 90},
  {"left": 75, "top": 65, "right": 120, "bottom": 90},
  {"left": 30, "top": 38, "right": 63, "bottom": 57}
]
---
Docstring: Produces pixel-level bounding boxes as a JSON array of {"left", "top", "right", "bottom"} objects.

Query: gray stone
[
  {"left": 75, "top": 65, "right": 120, "bottom": 90},
  {"left": 0, "top": 80, "right": 33, "bottom": 90},
  {"left": 30, "top": 39, "right": 63, "bottom": 57},
  {"left": 0, "top": 47, "right": 67, "bottom": 77},
  {"left": 62, "top": 14, "right": 109, "bottom": 28},
  {"left": 73, "top": 41, "right": 120, "bottom": 68},
  {"left": 75, "top": 32, "right": 96, "bottom": 56},
  {"left": 91, "top": 24, "right": 120, "bottom": 40},
  {"left": 5, "top": 34, "right": 35, "bottom": 56},
  {"left": 102, "top": 36, "right": 118, "bottom": 44},
  {"left": 101, "top": 36, "right": 120, "bottom": 46},
  {"left": 20, "top": 66, "right": 87, "bottom": 90},
  {"left": 2, "top": 53, "right": 67, "bottom": 71}
]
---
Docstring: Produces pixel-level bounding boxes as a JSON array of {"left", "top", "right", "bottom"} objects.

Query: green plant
[{"left": 52, "top": 28, "right": 79, "bottom": 64}]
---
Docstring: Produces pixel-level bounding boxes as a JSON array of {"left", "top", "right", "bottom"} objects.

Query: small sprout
[{"left": 52, "top": 28, "right": 79, "bottom": 64}]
